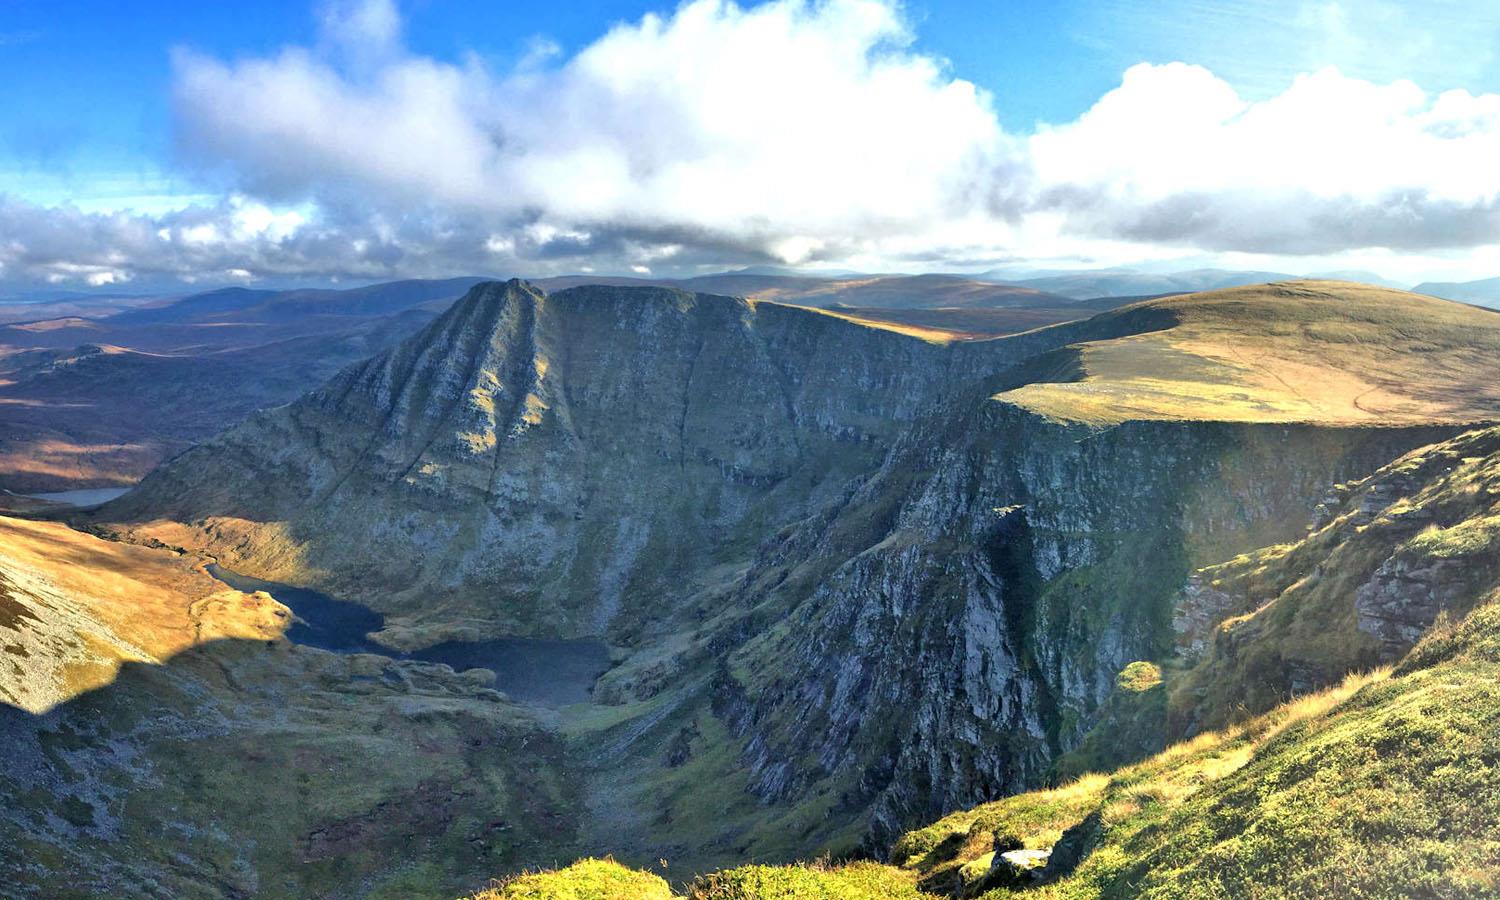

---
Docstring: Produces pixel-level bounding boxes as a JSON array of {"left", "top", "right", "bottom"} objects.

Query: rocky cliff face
[
  {"left": 708, "top": 404, "right": 1447, "bottom": 848},
  {"left": 86, "top": 280, "right": 1490, "bottom": 870},
  {"left": 1167, "top": 426, "right": 1500, "bottom": 734},
  {"left": 101, "top": 281, "right": 1046, "bottom": 647}
]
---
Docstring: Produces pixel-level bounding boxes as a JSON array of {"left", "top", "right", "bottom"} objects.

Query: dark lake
[{"left": 206, "top": 564, "right": 610, "bottom": 706}]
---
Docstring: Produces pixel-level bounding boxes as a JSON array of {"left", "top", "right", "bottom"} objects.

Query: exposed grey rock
[
  {"left": 1173, "top": 574, "right": 1249, "bottom": 660},
  {"left": 998, "top": 847, "right": 1051, "bottom": 876},
  {"left": 1356, "top": 556, "right": 1472, "bottom": 658}
]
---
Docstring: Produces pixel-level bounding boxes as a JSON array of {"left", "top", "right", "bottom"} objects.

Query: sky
[{"left": 4, "top": 0, "right": 1500, "bottom": 292}]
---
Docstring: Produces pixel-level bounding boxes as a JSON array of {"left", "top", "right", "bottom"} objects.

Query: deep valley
[{"left": 2, "top": 276, "right": 1499, "bottom": 897}]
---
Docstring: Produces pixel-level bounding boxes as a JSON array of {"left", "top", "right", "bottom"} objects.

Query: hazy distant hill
[
  {"left": 1414, "top": 275, "right": 1500, "bottom": 307},
  {"left": 0, "top": 279, "right": 486, "bottom": 491},
  {"left": 0, "top": 290, "right": 168, "bottom": 324},
  {"left": 990, "top": 267, "right": 1302, "bottom": 299},
  {"left": 103, "top": 276, "right": 489, "bottom": 329}
]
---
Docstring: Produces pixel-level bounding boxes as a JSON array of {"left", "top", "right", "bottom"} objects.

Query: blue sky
[{"left": 5, "top": 0, "right": 1500, "bottom": 289}]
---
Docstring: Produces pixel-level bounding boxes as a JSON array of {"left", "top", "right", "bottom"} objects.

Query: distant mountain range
[
  {"left": 1414, "top": 275, "right": 1500, "bottom": 307},
  {"left": 0, "top": 278, "right": 485, "bottom": 491}
]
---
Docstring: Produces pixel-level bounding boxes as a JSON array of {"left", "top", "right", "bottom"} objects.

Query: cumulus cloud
[
  {"left": 170, "top": 0, "right": 1012, "bottom": 269},
  {"left": 1032, "top": 63, "right": 1500, "bottom": 253},
  {"left": 12, "top": 0, "right": 1500, "bottom": 289}
]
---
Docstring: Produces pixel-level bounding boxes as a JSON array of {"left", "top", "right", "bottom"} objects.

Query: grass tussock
[
  {"left": 469, "top": 858, "right": 673, "bottom": 900},
  {"left": 1112, "top": 661, "right": 1161, "bottom": 693},
  {"left": 689, "top": 860, "right": 933, "bottom": 899}
]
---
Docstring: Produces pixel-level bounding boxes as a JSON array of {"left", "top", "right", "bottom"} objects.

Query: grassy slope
[
  {"left": 464, "top": 426, "right": 1500, "bottom": 898},
  {"left": 0, "top": 514, "right": 289, "bottom": 711},
  {"left": 0, "top": 518, "right": 586, "bottom": 898},
  {"left": 999, "top": 281, "right": 1500, "bottom": 425},
  {"left": 914, "top": 601, "right": 1500, "bottom": 899},
  {"left": 471, "top": 607, "right": 1500, "bottom": 898}
]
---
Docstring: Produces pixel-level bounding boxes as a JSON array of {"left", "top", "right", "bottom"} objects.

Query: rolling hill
[
  {"left": 997, "top": 280, "right": 1500, "bottom": 425},
  {"left": 0, "top": 278, "right": 481, "bottom": 492}
]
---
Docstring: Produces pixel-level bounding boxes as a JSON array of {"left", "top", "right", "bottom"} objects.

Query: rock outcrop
[{"left": 1167, "top": 426, "right": 1500, "bottom": 734}]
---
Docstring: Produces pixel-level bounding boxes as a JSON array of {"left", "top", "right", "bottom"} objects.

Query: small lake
[
  {"left": 20, "top": 487, "right": 132, "bottom": 507},
  {"left": 206, "top": 564, "right": 610, "bottom": 706}
]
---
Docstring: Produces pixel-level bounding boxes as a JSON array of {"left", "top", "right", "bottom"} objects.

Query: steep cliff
[
  {"left": 1169, "top": 425, "right": 1500, "bottom": 732},
  {"left": 707, "top": 409, "right": 1444, "bottom": 849},
  {"left": 859, "top": 425, "right": 1500, "bottom": 898},
  {"left": 98, "top": 280, "right": 1028, "bottom": 646},
  {"left": 73, "top": 280, "right": 1500, "bottom": 881},
  {"left": 469, "top": 425, "right": 1500, "bottom": 898}
]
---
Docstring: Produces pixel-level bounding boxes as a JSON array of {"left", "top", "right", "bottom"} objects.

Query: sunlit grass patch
[{"left": 469, "top": 858, "right": 673, "bottom": 900}]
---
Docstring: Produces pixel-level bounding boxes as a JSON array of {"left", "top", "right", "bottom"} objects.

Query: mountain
[
  {"left": 0, "top": 267, "right": 1197, "bottom": 500},
  {"left": 990, "top": 268, "right": 1303, "bottom": 300},
  {"left": 1308, "top": 268, "right": 1406, "bottom": 288},
  {"left": 101, "top": 278, "right": 1488, "bottom": 645},
  {"left": 0, "top": 272, "right": 1127, "bottom": 496},
  {"left": 1414, "top": 274, "right": 1500, "bottom": 307},
  {"left": 92, "top": 280, "right": 1028, "bottom": 644},
  {"left": 11, "top": 278, "right": 1476, "bottom": 897}
]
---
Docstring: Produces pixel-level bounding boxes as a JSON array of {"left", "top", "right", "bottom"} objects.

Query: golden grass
[
  {"left": 468, "top": 857, "right": 674, "bottom": 900},
  {"left": 0, "top": 515, "right": 289, "bottom": 712},
  {"left": 783, "top": 304, "right": 965, "bottom": 344},
  {"left": 893, "top": 666, "right": 1390, "bottom": 893},
  {"left": 999, "top": 280, "right": 1500, "bottom": 425}
]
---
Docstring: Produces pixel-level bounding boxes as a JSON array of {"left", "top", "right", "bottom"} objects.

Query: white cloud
[
  {"left": 171, "top": 0, "right": 1011, "bottom": 265},
  {"left": 13, "top": 0, "right": 1500, "bottom": 289},
  {"left": 1029, "top": 63, "right": 1500, "bottom": 253},
  {"left": 319, "top": 0, "right": 402, "bottom": 64}
]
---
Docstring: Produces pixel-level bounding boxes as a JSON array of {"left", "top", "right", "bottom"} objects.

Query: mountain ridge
[{"left": 5, "top": 277, "right": 1495, "bottom": 895}]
